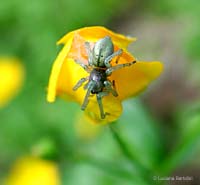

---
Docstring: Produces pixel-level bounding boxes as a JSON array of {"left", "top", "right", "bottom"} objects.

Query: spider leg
[
  {"left": 85, "top": 42, "right": 94, "bottom": 66},
  {"left": 81, "top": 80, "right": 95, "bottom": 110},
  {"left": 74, "top": 59, "right": 90, "bottom": 73},
  {"left": 83, "top": 82, "right": 89, "bottom": 90},
  {"left": 104, "top": 49, "right": 123, "bottom": 67},
  {"left": 115, "top": 54, "right": 121, "bottom": 64},
  {"left": 73, "top": 76, "right": 89, "bottom": 91},
  {"left": 104, "top": 80, "right": 118, "bottom": 97},
  {"left": 106, "top": 60, "right": 136, "bottom": 76},
  {"left": 96, "top": 91, "right": 109, "bottom": 119}
]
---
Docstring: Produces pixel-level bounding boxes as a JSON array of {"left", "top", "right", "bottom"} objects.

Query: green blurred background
[{"left": 0, "top": 0, "right": 200, "bottom": 184}]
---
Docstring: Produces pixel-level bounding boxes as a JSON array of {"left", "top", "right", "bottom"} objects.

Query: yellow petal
[
  {"left": 110, "top": 61, "right": 163, "bottom": 100},
  {"left": 57, "top": 26, "right": 136, "bottom": 49},
  {"left": 56, "top": 58, "right": 88, "bottom": 103},
  {"left": 47, "top": 33, "right": 74, "bottom": 102},
  {"left": 5, "top": 157, "right": 60, "bottom": 185},
  {"left": 0, "top": 57, "right": 24, "bottom": 108},
  {"left": 84, "top": 93, "right": 122, "bottom": 124},
  {"left": 67, "top": 33, "right": 89, "bottom": 64}
]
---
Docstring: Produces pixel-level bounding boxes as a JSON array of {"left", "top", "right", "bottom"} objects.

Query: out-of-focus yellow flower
[
  {"left": 5, "top": 157, "right": 60, "bottom": 185},
  {"left": 47, "top": 26, "right": 163, "bottom": 124},
  {"left": 75, "top": 111, "right": 102, "bottom": 140},
  {"left": 0, "top": 57, "right": 24, "bottom": 108}
]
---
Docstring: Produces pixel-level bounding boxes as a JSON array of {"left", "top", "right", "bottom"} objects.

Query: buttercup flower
[
  {"left": 47, "top": 26, "right": 163, "bottom": 124},
  {"left": 0, "top": 57, "right": 24, "bottom": 108},
  {"left": 5, "top": 156, "right": 60, "bottom": 185}
]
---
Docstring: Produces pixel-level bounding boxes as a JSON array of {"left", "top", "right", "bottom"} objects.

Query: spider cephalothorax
[{"left": 73, "top": 36, "right": 136, "bottom": 119}]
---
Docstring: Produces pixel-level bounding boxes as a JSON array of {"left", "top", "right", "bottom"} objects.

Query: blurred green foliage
[{"left": 148, "top": 0, "right": 200, "bottom": 61}]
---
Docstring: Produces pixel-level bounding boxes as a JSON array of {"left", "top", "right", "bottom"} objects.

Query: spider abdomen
[{"left": 89, "top": 68, "right": 107, "bottom": 94}]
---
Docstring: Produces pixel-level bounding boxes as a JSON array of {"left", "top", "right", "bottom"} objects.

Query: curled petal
[
  {"left": 56, "top": 58, "right": 88, "bottom": 103},
  {"left": 47, "top": 34, "right": 74, "bottom": 102},
  {"left": 110, "top": 61, "right": 163, "bottom": 100},
  {"left": 57, "top": 26, "right": 136, "bottom": 50},
  {"left": 84, "top": 93, "right": 122, "bottom": 124}
]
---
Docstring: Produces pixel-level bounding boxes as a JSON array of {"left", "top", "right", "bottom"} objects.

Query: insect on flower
[
  {"left": 47, "top": 26, "right": 163, "bottom": 124},
  {"left": 73, "top": 36, "right": 136, "bottom": 119}
]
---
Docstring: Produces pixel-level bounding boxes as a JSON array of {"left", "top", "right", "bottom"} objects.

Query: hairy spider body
[
  {"left": 73, "top": 36, "right": 136, "bottom": 119},
  {"left": 89, "top": 68, "right": 107, "bottom": 94}
]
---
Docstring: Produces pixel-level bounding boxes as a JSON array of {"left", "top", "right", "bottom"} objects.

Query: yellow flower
[
  {"left": 0, "top": 57, "right": 24, "bottom": 108},
  {"left": 47, "top": 26, "right": 163, "bottom": 124},
  {"left": 5, "top": 157, "right": 60, "bottom": 185}
]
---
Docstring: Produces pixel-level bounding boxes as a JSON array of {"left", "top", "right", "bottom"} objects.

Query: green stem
[
  {"left": 109, "top": 124, "right": 147, "bottom": 171},
  {"left": 109, "top": 124, "right": 157, "bottom": 184}
]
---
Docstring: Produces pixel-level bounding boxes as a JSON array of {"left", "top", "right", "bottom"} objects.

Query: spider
[{"left": 73, "top": 36, "right": 136, "bottom": 119}]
